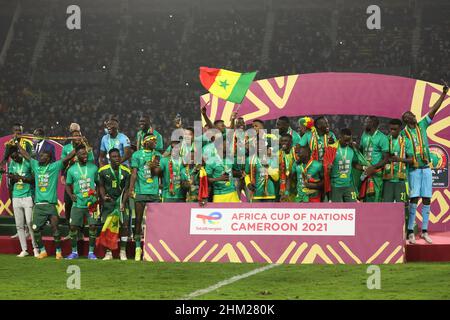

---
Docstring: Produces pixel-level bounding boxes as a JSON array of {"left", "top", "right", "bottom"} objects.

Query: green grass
[{"left": 0, "top": 254, "right": 449, "bottom": 300}]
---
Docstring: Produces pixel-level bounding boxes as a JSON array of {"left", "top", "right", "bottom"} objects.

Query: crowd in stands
[{"left": 0, "top": 0, "right": 449, "bottom": 153}]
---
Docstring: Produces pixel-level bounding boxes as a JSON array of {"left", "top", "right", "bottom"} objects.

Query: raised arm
[
  {"left": 428, "top": 85, "right": 449, "bottom": 120},
  {"left": 16, "top": 142, "right": 31, "bottom": 161},
  {"left": 229, "top": 111, "right": 238, "bottom": 129},
  {"left": 201, "top": 106, "right": 215, "bottom": 129},
  {"left": 61, "top": 149, "right": 77, "bottom": 168}
]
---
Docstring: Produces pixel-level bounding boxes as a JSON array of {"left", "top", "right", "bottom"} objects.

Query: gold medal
[
  {"left": 40, "top": 187, "right": 47, "bottom": 192},
  {"left": 340, "top": 173, "right": 348, "bottom": 179},
  {"left": 146, "top": 178, "right": 153, "bottom": 183}
]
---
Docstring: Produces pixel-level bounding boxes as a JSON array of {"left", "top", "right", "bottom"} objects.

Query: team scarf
[
  {"left": 231, "top": 131, "right": 246, "bottom": 164},
  {"left": 278, "top": 147, "right": 296, "bottom": 195},
  {"left": 143, "top": 135, "right": 157, "bottom": 144},
  {"left": 250, "top": 155, "right": 269, "bottom": 196},
  {"left": 300, "top": 158, "right": 318, "bottom": 192},
  {"left": 322, "top": 140, "right": 339, "bottom": 194},
  {"left": 169, "top": 157, "right": 181, "bottom": 195},
  {"left": 404, "top": 124, "right": 427, "bottom": 168},
  {"left": 352, "top": 147, "right": 383, "bottom": 199},
  {"left": 384, "top": 135, "right": 406, "bottom": 180},
  {"left": 309, "top": 128, "right": 320, "bottom": 160},
  {"left": 185, "top": 165, "right": 208, "bottom": 203},
  {"left": 317, "top": 132, "right": 330, "bottom": 160}
]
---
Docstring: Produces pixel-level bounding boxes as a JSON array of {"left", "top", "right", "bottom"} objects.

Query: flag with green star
[
  {"left": 96, "top": 198, "right": 121, "bottom": 250},
  {"left": 199, "top": 66, "right": 257, "bottom": 103}
]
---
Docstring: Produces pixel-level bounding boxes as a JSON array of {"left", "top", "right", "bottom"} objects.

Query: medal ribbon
[
  {"left": 338, "top": 146, "right": 348, "bottom": 176},
  {"left": 109, "top": 166, "right": 122, "bottom": 191}
]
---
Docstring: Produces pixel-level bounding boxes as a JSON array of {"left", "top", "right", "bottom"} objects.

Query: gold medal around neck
[
  {"left": 146, "top": 178, "right": 153, "bottom": 183},
  {"left": 40, "top": 187, "right": 47, "bottom": 192},
  {"left": 340, "top": 173, "right": 348, "bottom": 179}
]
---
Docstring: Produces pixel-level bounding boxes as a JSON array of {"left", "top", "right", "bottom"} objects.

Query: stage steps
[
  {"left": 405, "top": 232, "right": 450, "bottom": 262},
  {"left": 2, "top": 233, "right": 450, "bottom": 262},
  {"left": 0, "top": 235, "right": 137, "bottom": 259}
]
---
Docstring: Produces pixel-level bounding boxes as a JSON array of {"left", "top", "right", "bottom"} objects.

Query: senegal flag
[
  {"left": 199, "top": 67, "right": 257, "bottom": 104},
  {"left": 96, "top": 200, "right": 120, "bottom": 250}
]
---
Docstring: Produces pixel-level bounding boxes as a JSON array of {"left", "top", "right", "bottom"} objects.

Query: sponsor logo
[
  {"left": 196, "top": 211, "right": 222, "bottom": 225},
  {"left": 430, "top": 145, "right": 449, "bottom": 188}
]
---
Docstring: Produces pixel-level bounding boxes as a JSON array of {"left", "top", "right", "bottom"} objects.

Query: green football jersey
[
  {"left": 180, "top": 165, "right": 202, "bottom": 202},
  {"left": 30, "top": 159, "right": 64, "bottom": 204},
  {"left": 245, "top": 155, "right": 277, "bottom": 199},
  {"left": 98, "top": 164, "right": 131, "bottom": 200},
  {"left": 300, "top": 130, "right": 337, "bottom": 161},
  {"left": 205, "top": 156, "right": 236, "bottom": 195},
  {"left": 66, "top": 162, "right": 98, "bottom": 208},
  {"left": 331, "top": 145, "right": 357, "bottom": 188},
  {"left": 401, "top": 116, "right": 432, "bottom": 168},
  {"left": 287, "top": 127, "right": 301, "bottom": 147},
  {"left": 292, "top": 159, "right": 323, "bottom": 199},
  {"left": 8, "top": 159, "right": 32, "bottom": 198},
  {"left": 131, "top": 149, "right": 161, "bottom": 195},
  {"left": 384, "top": 135, "right": 414, "bottom": 182},
  {"left": 360, "top": 130, "right": 389, "bottom": 166},
  {"left": 160, "top": 156, "right": 185, "bottom": 200},
  {"left": 317, "top": 132, "right": 336, "bottom": 161}
]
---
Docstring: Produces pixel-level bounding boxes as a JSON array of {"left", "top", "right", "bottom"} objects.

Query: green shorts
[
  {"left": 382, "top": 181, "right": 407, "bottom": 203},
  {"left": 135, "top": 194, "right": 161, "bottom": 203},
  {"left": 330, "top": 186, "right": 357, "bottom": 203},
  {"left": 70, "top": 207, "right": 98, "bottom": 227},
  {"left": 32, "top": 203, "right": 58, "bottom": 231},
  {"left": 101, "top": 201, "right": 130, "bottom": 224}
]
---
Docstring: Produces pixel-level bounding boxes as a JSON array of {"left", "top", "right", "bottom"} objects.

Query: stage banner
[
  {"left": 144, "top": 202, "right": 405, "bottom": 264},
  {"left": 200, "top": 73, "right": 450, "bottom": 231},
  {"left": 0, "top": 135, "right": 65, "bottom": 217}
]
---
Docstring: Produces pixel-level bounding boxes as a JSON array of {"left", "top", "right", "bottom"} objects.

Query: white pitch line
[{"left": 180, "top": 263, "right": 281, "bottom": 300}]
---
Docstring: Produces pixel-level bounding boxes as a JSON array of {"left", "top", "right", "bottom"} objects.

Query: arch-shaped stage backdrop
[
  {"left": 0, "top": 137, "right": 65, "bottom": 217},
  {"left": 200, "top": 72, "right": 450, "bottom": 232}
]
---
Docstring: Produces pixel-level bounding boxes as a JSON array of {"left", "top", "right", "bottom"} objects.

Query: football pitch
[{"left": 0, "top": 254, "right": 449, "bottom": 300}]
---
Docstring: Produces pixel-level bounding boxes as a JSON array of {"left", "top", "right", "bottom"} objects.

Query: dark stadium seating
[{"left": 0, "top": 0, "right": 449, "bottom": 155}]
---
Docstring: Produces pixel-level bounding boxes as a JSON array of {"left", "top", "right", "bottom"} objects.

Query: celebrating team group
[{"left": 2, "top": 85, "right": 448, "bottom": 261}]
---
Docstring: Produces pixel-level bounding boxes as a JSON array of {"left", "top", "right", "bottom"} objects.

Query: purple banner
[
  {"left": 144, "top": 202, "right": 405, "bottom": 264},
  {"left": 200, "top": 72, "right": 450, "bottom": 231}
]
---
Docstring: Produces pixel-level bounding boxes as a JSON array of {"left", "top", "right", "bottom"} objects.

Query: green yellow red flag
[
  {"left": 96, "top": 198, "right": 120, "bottom": 250},
  {"left": 199, "top": 67, "right": 256, "bottom": 104}
]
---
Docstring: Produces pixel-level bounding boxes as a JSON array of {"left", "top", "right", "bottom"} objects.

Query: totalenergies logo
[{"left": 196, "top": 211, "right": 222, "bottom": 225}]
